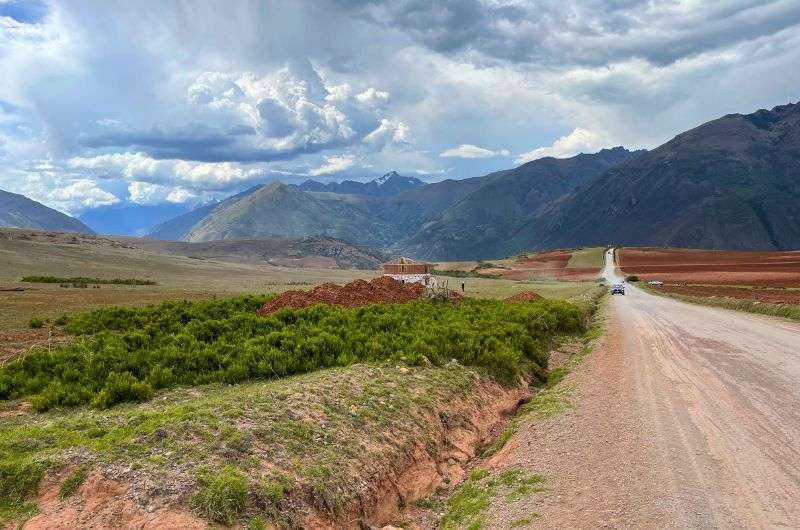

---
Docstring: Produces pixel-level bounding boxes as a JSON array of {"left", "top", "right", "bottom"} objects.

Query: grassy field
[
  {"left": 565, "top": 247, "right": 605, "bottom": 269},
  {"left": 0, "top": 232, "right": 598, "bottom": 330}
]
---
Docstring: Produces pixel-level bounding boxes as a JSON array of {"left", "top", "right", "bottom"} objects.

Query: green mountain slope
[
  {"left": 0, "top": 189, "right": 94, "bottom": 234},
  {"left": 528, "top": 102, "right": 800, "bottom": 251}
]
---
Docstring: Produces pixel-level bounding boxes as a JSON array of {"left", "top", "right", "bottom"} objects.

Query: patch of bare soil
[
  {"left": 21, "top": 468, "right": 205, "bottom": 530},
  {"left": 0, "top": 327, "right": 70, "bottom": 364},
  {"left": 257, "top": 276, "right": 425, "bottom": 314}
]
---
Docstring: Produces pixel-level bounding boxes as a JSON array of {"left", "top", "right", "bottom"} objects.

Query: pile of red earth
[
  {"left": 504, "top": 291, "right": 544, "bottom": 302},
  {"left": 257, "top": 276, "right": 426, "bottom": 315}
]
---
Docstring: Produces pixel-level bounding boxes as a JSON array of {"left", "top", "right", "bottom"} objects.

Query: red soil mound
[
  {"left": 258, "top": 276, "right": 425, "bottom": 315},
  {"left": 504, "top": 291, "right": 544, "bottom": 302}
]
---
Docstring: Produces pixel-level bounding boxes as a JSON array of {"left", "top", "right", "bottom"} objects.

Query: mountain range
[
  {"left": 297, "top": 171, "right": 424, "bottom": 196},
  {"left": 0, "top": 189, "right": 94, "bottom": 234},
  {"left": 4, "top": 102, "right": 800, "bottom": 259}
]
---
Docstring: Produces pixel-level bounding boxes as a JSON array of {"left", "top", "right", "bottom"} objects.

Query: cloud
[
  {"left": 67, "top": 152, "right": 266, "bottom": 190},
  {"left": 515, "top": 128, "right": 606, "bottom": 164},
  {"left": 127, "top": 180, "right": 199, "bottom": 204},
  {"left": 439, "top": 144, "right": 509, "bottom": 158},
  {"left": 363, "top": 118, "right": 413, "bottom": 148},
  {"left": 309, "top": 153, "right": 357, "bottom": 176},
  {"left": 2, "top": 0, "right": 800, "bottom": 212},
  {"left": 342, "top": 0, "right": 800, "bottom": 67}
]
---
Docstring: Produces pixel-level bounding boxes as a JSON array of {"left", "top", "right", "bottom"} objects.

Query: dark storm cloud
[{"left": 339, "top": 0, "right": 800, "bottom": 66}]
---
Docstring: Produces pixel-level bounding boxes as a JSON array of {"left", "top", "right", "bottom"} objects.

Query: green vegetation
[
  {"left": 0, "top": 458, "right": 44, "bottom": 523},
  {"left": 0, "top": 363, "right": 490, "bottom": 527},
  {"left": 191, "top": 465, "right": 249, "bottom": 524},
  {"left": 509, "top": 517, "right": 534, "bottom": 527},
  {"left": 434, "top": 269, "right": 501, "bottom": 279},
  {"left": 21, "top": 276, "right": 157, "bottom": 286},
  {"left": 59, "top": 464, "right": 90, "bottom": 499},
  {"left": 28, "top": 318, "right": 44, "bottom": 329},
  {"left": 0, "top": 296, "right": 584, "bottom": 411},
  {"left": 439, "top": 468, "right": 544, "bottom": 530},
  {"left": 626, "top": 275, "right": 640, "bottom": 282},
  {"left": 565, "top": 247, "right": 605, "bottom": 269}
]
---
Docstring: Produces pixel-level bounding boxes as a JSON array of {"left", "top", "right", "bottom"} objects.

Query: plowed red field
[
  {"left": 619, "top": 248, "right": 800, "bottom": 287},
  {"left": 502, "top": 250, "right": 600, "bottom": 281}
]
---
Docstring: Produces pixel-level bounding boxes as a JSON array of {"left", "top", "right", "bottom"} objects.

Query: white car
[{"left": 648, "top": 280, "right": 664, "bottom": 286}]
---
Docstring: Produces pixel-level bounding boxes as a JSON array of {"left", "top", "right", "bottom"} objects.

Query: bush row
[
  {"left": 0, "top": 296, "right": 584, "bottom": 411},
  {"left": 20, "top": 276, "right": 157, "bottom": 286}
]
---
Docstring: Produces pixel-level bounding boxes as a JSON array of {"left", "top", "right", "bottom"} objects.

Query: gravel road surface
[{"left": 485, "top": 249, "right": 800, "bottom": 529}]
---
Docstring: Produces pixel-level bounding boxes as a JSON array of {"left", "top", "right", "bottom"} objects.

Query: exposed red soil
[
  {"left": 658, "top": 285, "right": 800, "bottom": 305},
  {"left": 501, "top": 250, "right": 600, "bottom": 281},
  {"left": 504, "top": 291, "right": 544, "bottom": 302},
  {"left": 0, "top": 327, "right": 70, "bottom": 364},
  {"left": 19, "top": 468, "right": 205, "bottom": 530},
  {"left": 304, "top": 377, "right": 531, "bottom": 530},
  {"left": 257, "top": 276, "right": 425, "bottom": 314},
  {"left": 619, "top": 248, "right": 800, "bottom": 287},
  {"left": 514, "top": 250, "right": 572, "bottom": 268}
]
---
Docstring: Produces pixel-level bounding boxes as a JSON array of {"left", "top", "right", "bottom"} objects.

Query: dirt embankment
[
  {"left": 7, "top": 370, "right": 530, "bottom": 530},
  {"left": 257, "top": 276, "right": 425, "bottom": 314},
  {"left": 304, "top": 377, "right": 530, "bottom": 529}
]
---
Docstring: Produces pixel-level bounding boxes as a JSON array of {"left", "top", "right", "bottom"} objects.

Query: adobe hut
[{"left": 382, "top": 257, "right": 436, "bottom": 287}]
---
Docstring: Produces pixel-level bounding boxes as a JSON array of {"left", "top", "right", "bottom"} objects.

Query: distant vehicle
[
  {"left": 611, "top": 283, "right": 625, "bottom": 295},
  {"left": 648, "top": 280, "right": 664, "bottom": 286}
]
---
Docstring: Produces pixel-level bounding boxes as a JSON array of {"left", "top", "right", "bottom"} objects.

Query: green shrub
[
  {"left": 53, "top": 315, "right": 69, "bottom": 326},
  {"left": 0, "top": 295, "right": 585, "bottom": 410},
  {"left": 28, "top": 318, "right": 44, "bottom": 329},
  {"left": 91, "top": 372, "right": 153, "bottom": 409},
  {"left": 21, "top": 276, "right": 156, "bottom": 286},
  {"left": 625, "top": 275, "right": 639, "bottom": 282},
  {"left": 191, "top": 466, "right": 248, "bottom": 524}
]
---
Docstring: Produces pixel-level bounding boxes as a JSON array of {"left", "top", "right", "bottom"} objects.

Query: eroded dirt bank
[{"left": 6, "top": 366, "right": 531, "bottom": 530}]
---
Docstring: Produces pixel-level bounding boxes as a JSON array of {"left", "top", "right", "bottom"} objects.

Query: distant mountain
[
  {"left": 134, "top": 236, "right": 387, "bottom": 270},
  {"left": 184, "top": 182, "right": 384, "bottom": 244},
  {"left": 297, "top": 171, "right": 424, "bottom": 197},
  {"left": 148, "top": 149, "right": 641, "bottom": 257},
  {"left": 402, "top": 147, "right": 644, "bottom": 259},
  {"left": 79, "top": 202, "right": 193, "bottom": 236},
  {"left": 527, "top": 102, "right": 800, "bottom": 251},
  {"left": 0, "top": 189, "right": 94, "bottom": 234},
  {"left": 146, "top": 185, "right": 262, "bottom": 241}
]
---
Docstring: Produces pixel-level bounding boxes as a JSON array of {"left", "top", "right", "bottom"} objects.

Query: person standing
[{"left": 461, "top": 281, "right": 465, "bottom": 292}]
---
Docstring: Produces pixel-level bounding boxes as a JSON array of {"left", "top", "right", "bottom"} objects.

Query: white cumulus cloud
[
  {"left": 309, "top": 153, "right": 358, "bottom": 176},
  {"left": 515, "top": 128, "right": 606, "bottom": 164},
  {"left": 439, "top": 144, "right": 510, "bottom": 158}
]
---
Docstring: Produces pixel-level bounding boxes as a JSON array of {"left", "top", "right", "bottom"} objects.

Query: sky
[{"left": 1, "top": 0, "right": 800, "bottom": 215}]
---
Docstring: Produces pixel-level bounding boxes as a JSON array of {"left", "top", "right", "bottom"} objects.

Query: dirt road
[{"left": 486, "top": 249, "right": 800, "bottom": 529}]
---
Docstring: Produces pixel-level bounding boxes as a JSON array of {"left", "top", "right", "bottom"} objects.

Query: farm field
[
  {"left": 618, "top": 247, "right": 800, "bottom": 317},
  {"left": 618, "top": 247, "right": 800, "bottom": 287},
  {"left": 0, "top": 229, "right": 597, "bottom": 332},
  {"left": 435, "top": 247, "right": 605, "bottom": 283}
]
